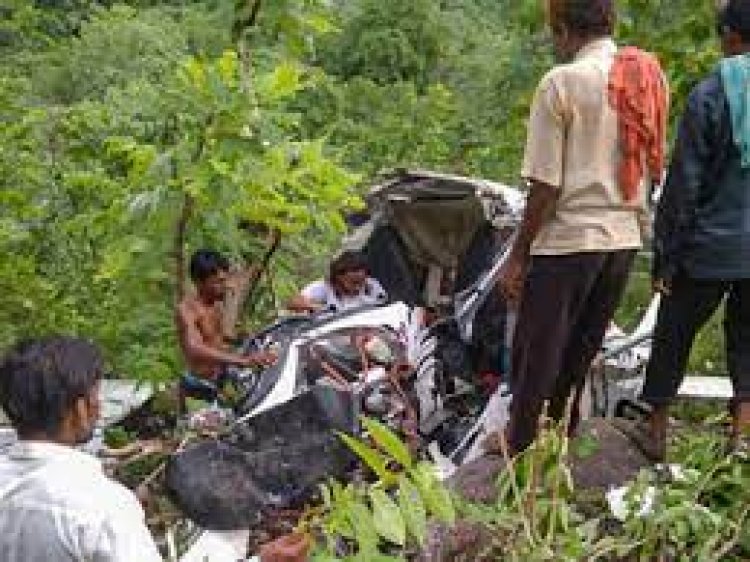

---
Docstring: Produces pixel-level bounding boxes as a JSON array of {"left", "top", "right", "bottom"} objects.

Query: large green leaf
[
  {"left": 361, "top": 416, "right": 413, "bottom": 469},
  {"left": 369, "top": 488, "right": 406, "bottom": 546},
  {"left": 348, "top": 502, "right": 379, "bottom": 555},
  {"left": 410, "top": 462, "right": 456, "bottom": 525},
  {"left": 338, "top": 432, "right": 397, "bottom": 486},
  {"left": 398, "top": 474, "right": 427, "bottom": 545},
  {"left": 259, "top": 60, "right": 304, "bottom": 101}
]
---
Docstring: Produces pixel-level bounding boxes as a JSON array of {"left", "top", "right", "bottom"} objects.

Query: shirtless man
[{"left": 176, "top": 249, "right": 273, "bottom": 403}]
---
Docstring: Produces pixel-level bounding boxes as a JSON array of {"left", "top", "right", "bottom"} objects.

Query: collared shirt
[
  {"left": 522, "top": 38, "right": 655, "bottom": 256},
  {"left": 654, "top": 69, "right": 750, "bottom": 280},
  {"left": 0, "top": 441, "right": 162, "bottom": 562},
  {"left": 301, "top": 277, "right": 387, "bottom": 312}
]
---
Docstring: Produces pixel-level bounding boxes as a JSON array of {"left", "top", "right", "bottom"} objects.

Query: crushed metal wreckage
[{"left": 166, "top": 171, "right": 525, "bottom": 533}]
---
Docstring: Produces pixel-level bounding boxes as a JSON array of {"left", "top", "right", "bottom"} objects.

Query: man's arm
[
  {"left": 499, "top": 181, "right": 559, "bottom": 303},
  {"left": 653, "top": 85, "right": 713, "bottom": 290},
  {"left": 499, "top": 70, "right": 566, "bottom": 304},
  {"left": 176, "top": 304, "right": 254, "bottom": 368},
  {"left": 287, "top": 294, "right": 323, "bottom": 313},
  {"left": 288, "top": 280, "right": 326, "bottom": 313}
]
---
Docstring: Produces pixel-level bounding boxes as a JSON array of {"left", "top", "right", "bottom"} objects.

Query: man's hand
[
  {"left": 496, "top": 180, "right": 557, "bottom": 308},
  {"left": 287, "top": 295, "right": 324, "bottom": 315},
  {"left": 242, "top": 349, "right": 278, "bottom": 368},
  {"left": 498, "top": 250, "right": 529, "bottom": 308},
  {"left": 653, "top": 278, "right": 672, "bottom": 296}
]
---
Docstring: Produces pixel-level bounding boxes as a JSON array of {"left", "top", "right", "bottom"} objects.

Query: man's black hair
[
  {"left": 0, "top": 336, "right": 103, "bottom": 437},
  {"left": 329, "top": 250, "right": 368, "bottom": 280},
  {"left": 720, "top": 0, "right": 750, "bottom": 43},
  {"left": 553, "top": 0, "right": 615, "bottom": 37},
  {"left": 189, "top": 249, "right": 230, "bottom": 283}
]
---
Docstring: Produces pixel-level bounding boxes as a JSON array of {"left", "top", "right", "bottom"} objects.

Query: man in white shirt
[
  {"left": 289, "top": 250, "right": 387, "bottom": 314},
  {"left": 0, "top": 336, "right": 162, "bottom": 562}
]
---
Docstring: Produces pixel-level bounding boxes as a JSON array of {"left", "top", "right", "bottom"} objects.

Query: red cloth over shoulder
[{"left": 608, "top": 47, "right": 668, "bottom": 203}]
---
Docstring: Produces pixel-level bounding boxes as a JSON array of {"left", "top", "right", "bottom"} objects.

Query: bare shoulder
[{"left": 176, "top": 297, "right": 198, "bottom": 324}]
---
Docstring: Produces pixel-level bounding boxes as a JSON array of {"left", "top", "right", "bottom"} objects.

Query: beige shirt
[{"left": 522, "top": 38, "right": 654, "bottom": 256}]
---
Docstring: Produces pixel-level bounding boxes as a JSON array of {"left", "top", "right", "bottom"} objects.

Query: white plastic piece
[
  {"left": 606, "top": 485, "right": 656, "bottom": 521},
  {"left": 179, "top": 530, "right": 250, "bottom": 562},
  {"left": 460, "top": 385, "right": 512, "bottom": 464},
  {"left": 428, "top": 441, "right": 458, "bottom": 480},
  {"left": 677, "top": 376, "right": 733, "bottom": 400}
]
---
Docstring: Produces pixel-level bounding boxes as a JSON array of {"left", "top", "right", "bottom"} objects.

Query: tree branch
[
  {"left": 174, "top": 194, "right": 193, "bottom": 303},
  {"left": 232, "top": 0, "right": 264, "bottom": 41},
  {"left": 246, "top": 228, "right": 281, "bottom": 302},
  {"left": 174, "top": 114, "right": 214, "bottom": 303},
  {"left": 220, "top": 228, "right": 281, "bottom": 339}
]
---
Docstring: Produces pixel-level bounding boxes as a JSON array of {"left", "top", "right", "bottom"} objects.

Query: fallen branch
[{"left": 134, "top": 436, "right": 193, "bottom": 504}]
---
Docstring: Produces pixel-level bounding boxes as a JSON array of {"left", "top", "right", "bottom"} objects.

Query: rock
[
  {"left": 448, "top": 418, "right": 651, "bottom": 504},
  {"left": 258, "top": 532, "right": 310, "bottom": 562},
  {"left": 447, "top": 455, "right": 505, "bottom": 503},
  {"left": 570, "top": 418, "right": 651, "bottom": 492},
  {"left": 414, "top": 521, "right": 497, "bottom": 562}
]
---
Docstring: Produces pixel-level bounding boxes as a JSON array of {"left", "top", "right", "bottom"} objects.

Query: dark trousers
[
  {"left": 642, "top": 277, "right": 750, "bottom": 406},
  {"left": 507, "top": 250, "right": 636, "bottom": 453}
]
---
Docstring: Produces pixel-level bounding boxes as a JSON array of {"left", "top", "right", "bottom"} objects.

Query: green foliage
[
  {"left": 360, "top": 416, "right": 413, "bottom": 470},
  {"left": 103, "top": 425, "right": 136, "bottom": 449},
  {"left": 619, "top": 0, "right": 720, "bottom": 126},
  {"left": 397, "top": 474, "right": 427, "bottom": 546},
  {"left": 314, "top": 417, "right": 750, "bottom": 560},
  {"left": 318, "top": 0, "right": 446, "bottom": 91},
  {"left": 298, "top": 0, "right": 550, "bottom": 180},
  {"left": 460, "top": 419, "right": 607, "bottom": 561},
  {"left": 614, "top": 430, "right": 750, "bottom": 561},
  {"left": 0, "top": 0, "right": 732, "bottom": 387},
  {"left": 455, "top": 416, "right": 750, "bottom": 561},
  {"left": 0, "top": 1, "right": 357, "bottom": 382},
  {"left": 309, "top": 417, "right": 455, "bottom": 560}
]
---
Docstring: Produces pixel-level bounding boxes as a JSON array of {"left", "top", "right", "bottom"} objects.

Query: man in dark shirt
[{"left": 640, "top": 0, "right": 750, "bottom": 459}]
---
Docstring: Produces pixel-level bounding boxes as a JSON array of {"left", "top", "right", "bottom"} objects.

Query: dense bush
[{"left": 0, "top": 0, "right": 728, "bottom": 380}]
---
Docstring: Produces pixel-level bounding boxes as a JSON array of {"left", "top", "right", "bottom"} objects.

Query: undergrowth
[{"left": 304, "top": 414, "right": 750, "bottom": 561}]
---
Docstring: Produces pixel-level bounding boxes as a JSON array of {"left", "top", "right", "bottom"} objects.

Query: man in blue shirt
[{"left": 640, "top": 0, "right": 750, "bottom": 459}]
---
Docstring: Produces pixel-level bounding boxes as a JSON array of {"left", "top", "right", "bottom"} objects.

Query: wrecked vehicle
[
  {"left": 166, "top": 170, "right": 525, "bottom": 531},
  {"left": 139, "top": 170, "right": 722, "bottom": 555}
]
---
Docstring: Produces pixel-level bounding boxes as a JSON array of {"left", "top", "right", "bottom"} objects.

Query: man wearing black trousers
[{"left": 640, "top": 0, "right": 750, "bottom": 460}]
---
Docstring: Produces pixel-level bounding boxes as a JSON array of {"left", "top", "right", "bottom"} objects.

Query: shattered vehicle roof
[
  {"left": 365, "top": 169, "right": 524, "bottom": 237},
  {"left": 341, "top": 170, "right": 523, "bottom": 273},
  {"left": 367, "top": 169, "right": 524, "bottom": 205}
]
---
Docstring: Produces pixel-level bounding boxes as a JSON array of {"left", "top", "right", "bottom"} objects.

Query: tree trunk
[
  {"left": 174, "top": 194, "right": 193, "bottom": 303},
  {"left": 220, "top": 0, "right": 268, "bottom": 338},
  {"left": 221, "top": 266, "right": 255, "bottom": 340}
]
